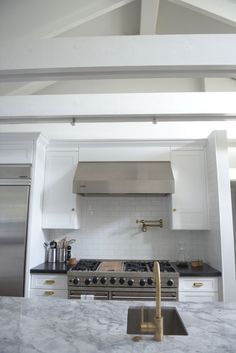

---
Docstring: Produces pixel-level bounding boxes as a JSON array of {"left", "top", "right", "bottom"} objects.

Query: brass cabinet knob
[
  {"left": 173, "top": 208, "right": 176, "bottom": 212},
  {"left": 193, "top": 282, "right": 204, "bottom": 288},
  {"left": 44, "top": 291, "right": 55, "bottom": 296},
  {"left": 44, "top": 280, "right": 55, "bottom": 285}
]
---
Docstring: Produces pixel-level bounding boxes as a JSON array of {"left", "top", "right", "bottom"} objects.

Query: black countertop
[
  {"left": 171, "top": 262, "right": 221, "bottom": 277},
  {"left": 31, "top": 261, "right": 221, "bottom": 277},
  {"left": 30, "top": 262, "right": 70, "bottom": 274}
]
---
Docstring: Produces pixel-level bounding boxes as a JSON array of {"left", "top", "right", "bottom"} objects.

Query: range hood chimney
[{"left": 73, "top": 162, "right": 174, "bottom": 195}]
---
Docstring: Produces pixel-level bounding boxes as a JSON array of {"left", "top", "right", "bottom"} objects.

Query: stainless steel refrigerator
[{"left": 0, "top": 165, "right": 31, "bottom": 297}]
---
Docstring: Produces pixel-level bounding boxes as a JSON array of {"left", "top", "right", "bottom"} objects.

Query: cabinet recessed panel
[
  {"left": 42, "top": 151, "right": 79, "bottom": 229},
  {"left": 171, "top": 149, "right": 209, "bottom": 230}
]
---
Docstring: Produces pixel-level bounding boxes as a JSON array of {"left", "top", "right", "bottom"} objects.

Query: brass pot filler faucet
[{"left": 136, "top": 219, "right": 163, "bottom": 232}]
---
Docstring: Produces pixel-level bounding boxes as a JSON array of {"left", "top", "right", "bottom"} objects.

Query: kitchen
[{"left": 1, "top": 1, "right": 236, "bottom": 352}]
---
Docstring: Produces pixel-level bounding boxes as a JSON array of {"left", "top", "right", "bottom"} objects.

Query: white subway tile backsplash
[{"left": 50, "top": 195, "right": 208, "bottom": 261}]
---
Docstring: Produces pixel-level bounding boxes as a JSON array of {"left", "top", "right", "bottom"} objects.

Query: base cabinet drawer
[
  {"left": 179, "top": 277, "right": 218, "bottom": 292},
  {"left": 179, "top": 292, "right": 218, "bottom": 302},
  {"left": 179, "top": 276, "right": 219, "bottom": 302},
  {"left": 30, "top": 289, "right": 68, "bottom": 298},
  {"left": 31, "top": 274, "right": 67, "bottom": 290}
]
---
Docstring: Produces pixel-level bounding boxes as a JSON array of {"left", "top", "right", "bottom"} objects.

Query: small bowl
[{"left": 191, "top": 260, "right": 203, "bottom": 268}]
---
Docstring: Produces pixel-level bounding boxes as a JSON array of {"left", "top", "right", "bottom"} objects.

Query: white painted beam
[
  {"left": 6, "top": 1, "right": 136, "bottom": 95},
  {"left": 140, "top": 0, "right": 160, "bottom": 34},
  {"left": 1, "top": 35, "right": 236, "bottom": 82},
  {"left": 0, "top": 93, "right": 236, "bottom": 123},
  {"left": 168, "top": 0, "right": 236, "bottom": 27}
]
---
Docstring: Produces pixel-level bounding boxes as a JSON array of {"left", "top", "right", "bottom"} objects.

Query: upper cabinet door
[
  {"left": 171, "top": 149, "right": 209, "bottom": 230},
  {"left": 42, "top": 151, "right": 79, "bottom": 229},
  {"left": 0, "top": 142, "right": 33, "bottom": 164}
]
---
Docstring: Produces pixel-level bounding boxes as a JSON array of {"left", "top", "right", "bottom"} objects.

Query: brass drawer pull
[
  {"left": 44, "top": 280, "right": 55, "bottom": 285},
  {"left": 193, "top": 282, "right": 204, "bottom": 288},
  {"left": 44, "top": 291, "right": 55, "bottom": 296}
]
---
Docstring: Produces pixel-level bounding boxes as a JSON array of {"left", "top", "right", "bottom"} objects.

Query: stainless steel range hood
[{"left": 73, "top": 162, "right": 174, "bottom": 195}]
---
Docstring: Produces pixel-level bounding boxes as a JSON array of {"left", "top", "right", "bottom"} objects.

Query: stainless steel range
[{"left": 68, "top": 259, "right": 179, "bottom": 301}]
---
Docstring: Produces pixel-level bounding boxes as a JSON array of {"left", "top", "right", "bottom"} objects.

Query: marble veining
[{"left": 0, "top": 297, "right": 236, "bottom": 353}]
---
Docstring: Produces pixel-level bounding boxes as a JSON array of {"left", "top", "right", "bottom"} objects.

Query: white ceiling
[
  {"left": 1, "top": 0, "right": 236, "bottom": 40},
  {"left": 1, "top": 0, "right": 236, "bottom": 140},
  {"left": 0, "top": 0, "right": 236, "bottom": 96}
]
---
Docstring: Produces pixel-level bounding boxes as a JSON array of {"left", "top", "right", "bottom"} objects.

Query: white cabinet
[
  {"left": 179, "top": 277, "right": 219, "bottom": 302},
  {"left": 42, "top": 151, "right": 80, "bottom": 229},
  {"left": 171, "top": 149, "right": 209, "bottom": 229},
  {"left": 30, "top": 274, "right": 68, "bottom": 299},
  {"left": 0, "top": 142, "right": 33, "bottom": 164},
  {"left": 79, "top": 146, "right": 171, "bottom": 161}
]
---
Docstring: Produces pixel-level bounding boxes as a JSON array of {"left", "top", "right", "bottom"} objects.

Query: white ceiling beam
[
  {"left": 6, "top": 0, "right": 136, "bottom": 95},
  {"left": 168, "top": 0, "right": 236, "bottom": 27},
  {"left": 140, "top": 0, "right": 160, "bottom": 34},
  {"left": 0, "top": 93, "right": 236, "bottom": 122},
  {"left": 1, "top": 35, "right": 236, "bottom": 82}
]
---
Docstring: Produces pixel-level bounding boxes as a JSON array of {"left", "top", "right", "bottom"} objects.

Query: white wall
[
  {"left": 25, "top": 135, "right": 48, "bottom": 296},
  {"left": 206, "top": 131, "right": 236, "bottom": 301},
  {"left": 205, "top": 133, "right": 222, "bottom": 272},
  {"left": 49, "top": 195, "right": 208, "bottom": 261}
]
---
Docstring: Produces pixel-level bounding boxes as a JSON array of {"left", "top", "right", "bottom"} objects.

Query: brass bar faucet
[{"left": 140, "top": 261, "right": 164, "bottom": 341}]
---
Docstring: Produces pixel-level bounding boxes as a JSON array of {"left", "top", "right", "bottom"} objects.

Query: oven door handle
[
  {"left": 70, "top": 294, "right": 108, "bottom": 300},
  {"left": 111, "top": 295, "right": 156, "bottom": 300},
  {"left": 161, "top": 296, "right": 177, "bottom": 301}
]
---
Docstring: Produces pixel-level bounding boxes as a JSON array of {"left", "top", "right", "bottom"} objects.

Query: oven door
[
  {"left": 69, "top": 289, "right": 109, "bottom": 300},
  {"left": 111, "top": 291, "right": 155, "bottom": 301},
  {"left": 111, "top": 290, "right": 177, "bottom": 301}
]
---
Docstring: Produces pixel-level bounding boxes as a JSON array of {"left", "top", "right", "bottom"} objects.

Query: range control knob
[
  {"left": 147, "top": 278, "right": 154, "bottom": 285},
  {"left": 139, "top": 279, "right": 146, "bottom": 287},
  {"left": 73, "top": 278, "right": 79, "bottom": 285},
  {"left": 128, "top": 279, "right": 134, "bottom": 286},
  {"left": 167, "top": 279, "right": 174, "bottom": 287},
  {"left": 100, "top": 277, "right": 107, "bottom": 285},
  {"left": 84, "top": 278, "right": 91, "bottom": 285},
  {"left": 110, "top": 277, "right": 116, "bottom": 285},
  {"left": 119, "top": 278, "right": 125, "bottom": 285},
  {"left": 92, "top": 277, "right": 99, "bottom": 284}
]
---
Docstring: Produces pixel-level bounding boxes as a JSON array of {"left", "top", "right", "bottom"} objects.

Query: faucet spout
[{"left": 140, "top": 261, "right": 164, "bottom": 341}]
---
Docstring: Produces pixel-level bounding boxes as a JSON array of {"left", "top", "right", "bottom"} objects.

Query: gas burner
[
  {"left": 148, "top": 260, "right": 176, "bottom": 273},
  {"left": 72, "top": 260, "right": 101, "bottom": 271},
  {"left": 124, "top": 261, "right": 150, "bottom": 272}
]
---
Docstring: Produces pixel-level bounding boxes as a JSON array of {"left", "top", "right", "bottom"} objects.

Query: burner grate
[
  {"left": 72, "top": 260, "right": 101, "bottom": 271},
  {"left": 148, "top": 261, "right": 176, "bottom": 273},
  {"left": 124, "top": 261, "right": 149, "bottom": 272}
]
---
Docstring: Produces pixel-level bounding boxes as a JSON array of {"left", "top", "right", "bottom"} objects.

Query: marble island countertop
[{"left": 0, "top": 297, "right": 235, "bottom": 353}]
